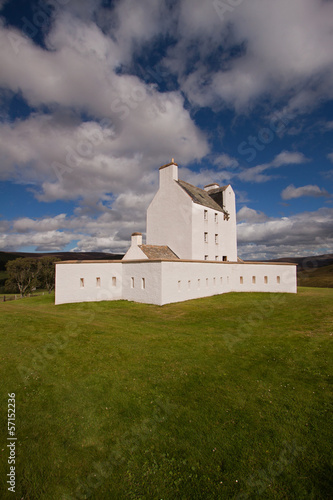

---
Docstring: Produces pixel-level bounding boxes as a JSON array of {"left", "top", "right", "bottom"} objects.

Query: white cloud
[
  {"left": 165, "top": 0, "right": 333, "bottom": 114},
  {"left": 237, "top": 207, "right": 333, "bottom": 259},
  {"left": 213, "top": 154, "right": 239, "bottom": 169},
  {"left": 327, "top": 153, "right": 333, "bottom": 163},
  {"left": 281, "top": 184, "right": 330, "bottom": 200},
  {"left": 237, "top": 207, "right": 269, "bottom": 223},
  {"left": 237, "top": 151, "right": 309, "bottom": 183}
]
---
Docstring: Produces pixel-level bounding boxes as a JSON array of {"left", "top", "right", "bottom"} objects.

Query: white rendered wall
[
  {"left": 123, "top": 245, "right": 148, "bottom": 261},
  {"left": 191, "top": 202, "right": 237, "bottom": 262},
  {"left": 55, "top": 260, "right": 296, "bottom": 306},
  {"left": 221, "top": 185, "right": 237, "bottom": 261},
  {"left": 122, "top": 261, "right": 162, "bottom": 305},
  {"left": 146, "top": 168, "right": 193, "bottom": 259},
  {"left": 160, "top": 261, "right": 296, "bottom": 305},
  {"left": 55, "top": 262, "right": 123, "bottom": 305}
]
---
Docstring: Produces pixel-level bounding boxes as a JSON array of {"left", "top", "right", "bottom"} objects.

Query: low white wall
[
  {"left": 122, "top": 261, "right": 162, "bottom": 305},
  {"left": 160, "top": 261, "right": 296, "bottom": 305},
  {"left": 55, "top": 262, "right": 123, "bottom": 305},
  {"left": 55, "top": 260, "right": 297, "bottom": 306}
]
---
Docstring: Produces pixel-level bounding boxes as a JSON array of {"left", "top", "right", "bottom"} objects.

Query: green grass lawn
[{"left": 0, "top": 288, "right": 332, "bottom": 499}]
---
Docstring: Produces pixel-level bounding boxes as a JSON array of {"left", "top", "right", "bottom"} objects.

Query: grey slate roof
[
  {"left": 138, "top": 245, "right": 179, "bottom": 260},
  {"left": 177, "top": 180, "right": 229, "bottom": 215}
]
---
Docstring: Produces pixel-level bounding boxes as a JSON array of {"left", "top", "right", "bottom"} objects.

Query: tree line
[{"left": 5, "top": 256, "right": 60, "bottom": 297}]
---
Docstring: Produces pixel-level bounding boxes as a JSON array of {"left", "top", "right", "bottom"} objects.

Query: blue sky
[{"left": 0, "top": 0, "right": 332, "bottom": 259}]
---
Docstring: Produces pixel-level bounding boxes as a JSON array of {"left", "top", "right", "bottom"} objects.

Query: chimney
[
  {"left": 204, "top": 183, "right": 220, "bottom": 192},
  {"left": 159, "top": 159, "right": 178, "bottom": 187},
  {"left": 131, "top": 232, "right": 142, "bottom": 246}
]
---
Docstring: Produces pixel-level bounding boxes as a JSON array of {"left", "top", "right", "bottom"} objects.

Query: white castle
[{"left": 55, "top": 160, "right": 297, "bottom": 306}]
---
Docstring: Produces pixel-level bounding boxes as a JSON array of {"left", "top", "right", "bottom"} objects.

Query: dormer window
[{"left": 204, "top": 210, "right": 208, "bottom": 220}]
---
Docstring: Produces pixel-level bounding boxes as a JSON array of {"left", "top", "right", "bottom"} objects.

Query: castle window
[
  {"left": 112, "top": 277, "right": 117, "bottom": 287},
  {"left": 204, "top": 232, "right": 208, "bottom": 243},
  {"left": 198, "top": 279, "right": 200, "bottom": 288},
  {"left": 215, "top": 234, "right": 218, "bottom": 244},
  {"left": 240, "top": 276, "right": 244, "bottom": 284},
  {"left": 220, "top": 277, "right": 223, "bottom": 285},
  {"left": 131, "top": 277, "right": 135, "bottom": 288},
  {"left": 188, "top": 280, "right": 191, "bottom": 290},
  {"left": 213, "top": 277, "right": 216, "bottom": 286},
  {"left": 204, "top": 255, "right": 209, "bottom": 261},
  {"left": 264, "top": 276, "right": 268, "bottom": 284},
  {"left": 96, "top": 277, "right": 101, "bottom": 287},
  {"left": 222, "top": 256, "right": 227, "bottom": 262},
  {"left": 206, "top": 278, "right": 209, "bottom": 287},
  {"left": 80, "top": 278, "right": 84, "bottom": 288},
  {"left": 204, "top": 210, "right": 208, "bottom": 220},
  {"left": 141, "top": 278, "right": 145, "bottom": 289},
  {"left": 178, "top": 280, "right": 181, "bottom": 291},
  {"left": 252, "top": 276, "right": 256, "bottom": 284},
  {"left": 277, "top": 276, "right": 280, "bottom": 284},
  {"left": 214, "top": 213, "right": 218, "bottom": 223},
  {"left": 215, "top": 255, "right": 219, "bottom": 261}
]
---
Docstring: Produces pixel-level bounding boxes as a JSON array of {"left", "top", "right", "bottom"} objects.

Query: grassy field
[{"left": 0, "top": 288, "right": 332, "bottom": 499}]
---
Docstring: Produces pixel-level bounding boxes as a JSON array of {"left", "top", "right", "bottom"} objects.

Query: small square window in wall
[
  {"left": 198, "top": 278, "right": 200, "bottom": 288},
  {"left": 188, "top": 280, "right": 191, "bottom": 290},
  {"left": 96, "top": 277, "right": 101, "bottom": 287},
  {"left": 240, "top": 276, "right": 244, "bottom": 284},
  {"left": 178, "top": 280, "right": 181, "bottom": 291},
  {"left": 220, "top": 277, "right": 223, "bottom": 285},
  {"left": 213, "top": 277, "right": 216, "bottom": 286},
  {"left": 141, "top": 278, "right": 145, "bottom": 289},
  {"left": 80, "top": 278, "right": 84, "bottom": 288},
  {"left": 215, "top": 256, "right": 219, "bottom": 261},
  {"left": 215, "top": 234, "right": 218, "bottom": 244},
  {"left": 252, "top": 276, "right": 256, "bottom": 284},
  {"left": 264, "top": 276, "right": 268, "bottom": 284},
  {"left": 214, "top": 213, "right": 218, "bottom": 223},
  {"left": 204, "top": 255, "right": 209, "bottom": 261},
  {"left": 131, "top": 277, "right": 135, "bottom": 288},
  {"left": 206, "top": 278, "right": 209, "bottom": 287},
  {"left": 223, "top": 256, "right": 227, "bottom": 262},
  {"left": 204, "top": 209, "right": 208, "bottom": 220},
  {"left": 112, "top": 277, "right": 117, "bottom": 287},
  {"left": 277, "top": 276, "right": 281, "bottom": 284},
  {"left": 204, "top": 232, "right": 208, "bottom": 243}
]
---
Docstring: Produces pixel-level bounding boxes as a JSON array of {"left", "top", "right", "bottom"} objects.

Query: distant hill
[
  {"left": 266, "top": 253, "right": 333, "bottom": 271},
  {"left": 266, "top": 254, "right": 333, "bottom": 288},
  {"left": 0, "top": 251, "right": 124, "bottom": 271}
]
